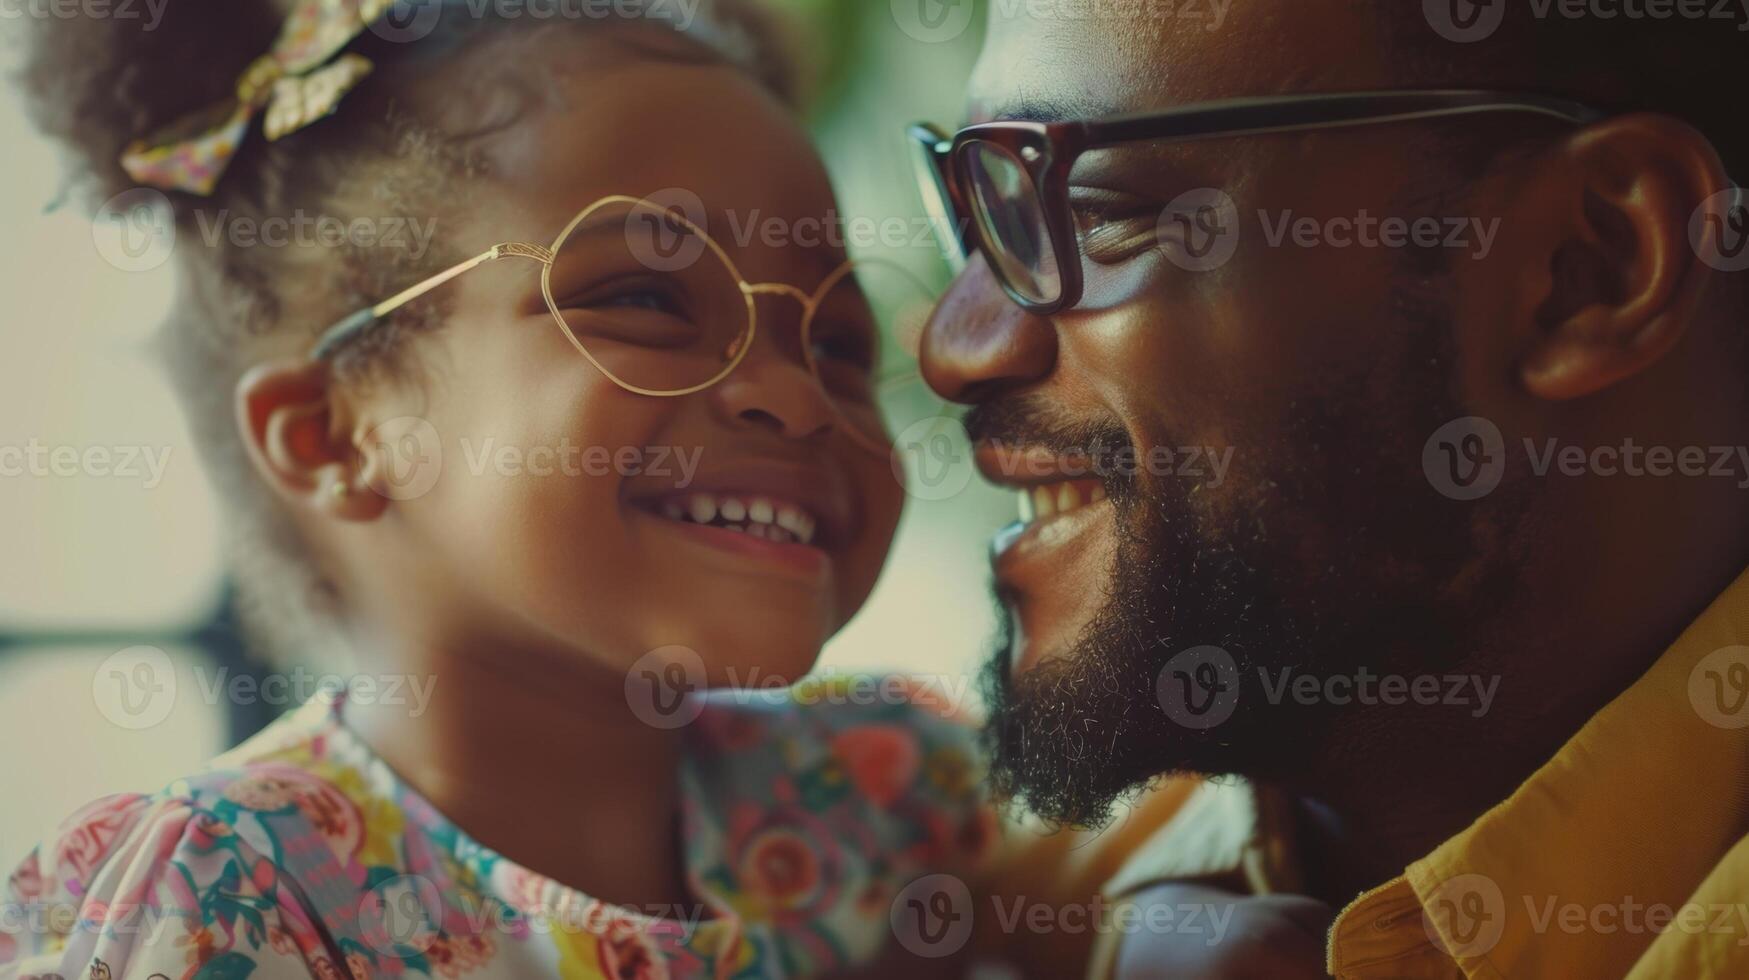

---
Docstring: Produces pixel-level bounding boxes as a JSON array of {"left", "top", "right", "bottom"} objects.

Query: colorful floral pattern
[{"left": 2, "top": 683, "right": 991, "bottom": 979}]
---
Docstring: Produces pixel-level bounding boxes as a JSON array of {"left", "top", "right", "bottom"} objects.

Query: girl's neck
[{"left": 342, "top": 638, "right": 692, "bottom": 912}]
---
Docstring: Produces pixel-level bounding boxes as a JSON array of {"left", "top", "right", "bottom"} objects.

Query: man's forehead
[{"left": 963, "top": 1, "right": 1393, "bottom": 125}]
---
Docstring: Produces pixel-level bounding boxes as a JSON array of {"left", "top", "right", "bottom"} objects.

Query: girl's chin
[
  {"left": 702, "top": 642, "right": 827, "bottom": 689},
  {"left": 622, "top": 615, "right": 831, "bottom": 686}
]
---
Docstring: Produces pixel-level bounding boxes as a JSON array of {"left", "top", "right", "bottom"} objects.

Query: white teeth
[
  {"left": 689, "top": 495, "right": 717, "bottom": 524},
  {"left": 776, "top": 506, "right": 817, "bottom": 545},
  {"left": 659, "top": 493, "right": 819, "bottom": 545},
  {"left": 1018, "top": 482, "right": 1107, "bottom": 527},
  {"left": 1032, "top": 486, "right": 1056, "bottom": 520}
]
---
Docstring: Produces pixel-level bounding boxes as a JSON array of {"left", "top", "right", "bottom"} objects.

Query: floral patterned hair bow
[{"left": 121, "top": 0, "right": 403, "bottom": 195}]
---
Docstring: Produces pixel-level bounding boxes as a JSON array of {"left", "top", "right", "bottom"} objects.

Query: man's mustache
[{"left": 962, "top": 396, "right": 1138, "bottom": 488}]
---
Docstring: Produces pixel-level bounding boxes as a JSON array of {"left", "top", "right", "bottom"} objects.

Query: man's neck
[{"left": 1284, "top": 590, "right": 1718, "bottom": 906}]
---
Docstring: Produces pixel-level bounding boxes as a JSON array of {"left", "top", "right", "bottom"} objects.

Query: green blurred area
[
  {"left": 743, "top": 2, "right": 1014, "bottom": 680},
  {"left": 776, "top": 0, "right": 983, "bottom": 279}
]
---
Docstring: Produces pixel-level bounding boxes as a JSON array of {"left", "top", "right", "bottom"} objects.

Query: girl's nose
[
  {"left": 920, "top": 253, "right": 1059, "bottom": 405},
  {"left": 706, "top": 297, "right": 839, "bottom": 442}
]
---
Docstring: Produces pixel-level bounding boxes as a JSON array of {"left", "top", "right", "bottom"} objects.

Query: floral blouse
[{"left": 0, "top": 680, "right": 994, "bottom": 980}]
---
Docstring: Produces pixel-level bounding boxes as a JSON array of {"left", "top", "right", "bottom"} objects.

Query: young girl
[{"left": 2, "top": 1, "right": 997, "bottom": 976}]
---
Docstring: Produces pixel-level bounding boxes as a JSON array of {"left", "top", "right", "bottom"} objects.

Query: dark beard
[
  {"left": 974, "top": 272, "right": 1525, "bottom": 830},
  {"left": 977, "top": 471, "right": 1340, "bottom": 828}
]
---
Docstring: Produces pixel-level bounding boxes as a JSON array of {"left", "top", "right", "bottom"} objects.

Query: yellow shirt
[{"left": 1091, "top": 566, "right": 1749, "bottom": 979}]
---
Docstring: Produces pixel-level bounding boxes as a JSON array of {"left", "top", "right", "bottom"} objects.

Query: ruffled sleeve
[{"left": 1, "top": 791, "right": 349, "bottom": 980}]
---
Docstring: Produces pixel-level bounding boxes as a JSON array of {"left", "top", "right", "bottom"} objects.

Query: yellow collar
[{"left": 1330, "top": 565, "right": 1749, "bottom": 977}]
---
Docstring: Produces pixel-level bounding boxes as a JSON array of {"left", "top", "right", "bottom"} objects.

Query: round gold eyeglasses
[{"left": 311, "top": 195, "right": 946, "bottom": 455}]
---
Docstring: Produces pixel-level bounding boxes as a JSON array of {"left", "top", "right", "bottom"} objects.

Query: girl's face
[{"left": 351, "top": 35, "right": 905, "bottom": 688}]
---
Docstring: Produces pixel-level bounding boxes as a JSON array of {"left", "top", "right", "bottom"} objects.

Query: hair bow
[{"left": 121, "top": 0, "right": 400, "bottom": 195}]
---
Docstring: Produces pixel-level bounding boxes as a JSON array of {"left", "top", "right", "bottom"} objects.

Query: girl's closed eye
[
  {"left": 552, "top": 274, "right": 705, "bottom": 349},
  {"left": 810, "top": 321, "right": 875, "bottom": 372},
  {"left": 806, "top": 295, "right": 881, "bottom": 401}
]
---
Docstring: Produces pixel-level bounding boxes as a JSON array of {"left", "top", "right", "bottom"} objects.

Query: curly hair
[{"left": 16, "top": 0, "right": 799, "bottom": 668}]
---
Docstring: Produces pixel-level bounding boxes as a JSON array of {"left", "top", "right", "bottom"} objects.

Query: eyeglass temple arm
[
  {"left": 1080, "top": 90, "right": 1607, "bottom": 147},
  {"left": 310, "top": 241, "right": 553, "bottom": 360}
]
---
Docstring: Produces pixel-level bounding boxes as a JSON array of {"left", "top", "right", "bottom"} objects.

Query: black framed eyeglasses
[{"left": 909, "top": 90, "right": 1607, "bottom": 315}]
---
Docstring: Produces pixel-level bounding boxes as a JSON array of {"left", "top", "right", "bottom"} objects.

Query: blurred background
[{"left": 0, "top": 0, "right": 1012, "bottom": 870}]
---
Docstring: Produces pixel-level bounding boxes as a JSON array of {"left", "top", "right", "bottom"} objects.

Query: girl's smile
[{"left": 627, "top": 454, "right": 857, "bottom": 584}]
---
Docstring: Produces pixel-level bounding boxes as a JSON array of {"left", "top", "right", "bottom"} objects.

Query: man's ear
[
  {"left": 235, "top": 359, "right": 388, "bottom": 521},
  {"left": 1504, "top": 113, "right": 1732, "bottom": 401}
]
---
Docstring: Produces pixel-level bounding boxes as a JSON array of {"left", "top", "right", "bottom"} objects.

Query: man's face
[{"left": 922, "top": 2, "right": 1536, "bottom": 826}]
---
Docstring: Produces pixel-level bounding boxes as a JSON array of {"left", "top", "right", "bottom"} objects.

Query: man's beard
[{"left": 974, "top": 279, "right": 1525, "bottom": 830}]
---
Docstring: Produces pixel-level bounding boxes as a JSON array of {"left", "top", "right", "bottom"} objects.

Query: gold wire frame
[{"left": 309, "top": 194, "right": 942, "bottom": 455}]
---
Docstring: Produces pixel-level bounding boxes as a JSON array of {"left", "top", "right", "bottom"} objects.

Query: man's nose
[{"left": 919, "top": 253, "right": 1059, "bottom": 404}]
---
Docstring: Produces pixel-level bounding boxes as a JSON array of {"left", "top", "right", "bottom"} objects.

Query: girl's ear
[{"left": 235, "top": 359, "right": 388, "bottom": 521}]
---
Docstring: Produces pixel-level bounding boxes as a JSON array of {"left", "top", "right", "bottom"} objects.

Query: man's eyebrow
[{"left": 967, "top": 94, "right": 1120, "bottom": 126}]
